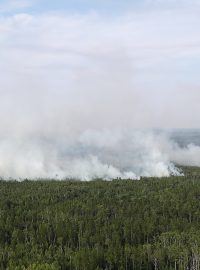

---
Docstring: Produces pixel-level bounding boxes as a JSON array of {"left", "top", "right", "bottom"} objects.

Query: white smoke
[
  {"left": 1, "top": 7, "right": 200, "bottom": 180},
  {"left": 0, "top": 129, "right": 199, "bottom": 180}
]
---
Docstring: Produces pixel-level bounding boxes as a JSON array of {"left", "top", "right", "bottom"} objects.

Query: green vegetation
[{"left": 0, "top": 167, "right": 200, "bottom": 269}]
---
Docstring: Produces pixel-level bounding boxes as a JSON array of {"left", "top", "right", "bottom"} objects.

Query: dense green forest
[{"left": 1, "top": 166, "right": 200, "bottom": 270}]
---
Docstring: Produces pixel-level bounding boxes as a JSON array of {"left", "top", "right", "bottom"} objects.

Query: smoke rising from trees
[{"left": 0, "top": 2, "right": 200, "bottom": 179}]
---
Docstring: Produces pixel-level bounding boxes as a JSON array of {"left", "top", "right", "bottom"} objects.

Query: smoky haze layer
[
  {"left": 0, "top": 129, "right": 200, "bottom": 180},
  {"left": 1, "top": 5, "right": 200, "bottom": 180},
  {"left": 1, "top": 10, "right": 200, "bottom": 130}
]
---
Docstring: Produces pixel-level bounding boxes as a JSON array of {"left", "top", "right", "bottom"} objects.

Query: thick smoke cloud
[
  {"left": 0, "top": 129, "right": 199, "bottom": 180},
  {"left": 0, "top": 3, "right": 200, "bottom": 180}
]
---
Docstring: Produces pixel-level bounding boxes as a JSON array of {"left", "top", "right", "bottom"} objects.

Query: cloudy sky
[{"left": 0, "top": 0, "right": 200, "bottom": 132}]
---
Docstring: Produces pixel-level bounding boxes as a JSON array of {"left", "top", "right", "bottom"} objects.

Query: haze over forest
[{"left": 0, "top": 0, "right": 200, "bottom": 180}]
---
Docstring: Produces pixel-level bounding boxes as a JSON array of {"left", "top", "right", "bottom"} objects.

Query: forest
[{"left": 0, "top": 166, "right": 200, "bottom": 269}]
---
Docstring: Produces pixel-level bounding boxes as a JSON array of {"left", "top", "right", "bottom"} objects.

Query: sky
[
  {"left": 0, "top": 0, "right": 200, "bottom": 130},
  {"left": 0, "top": 0, "right": 200, "bottom": 179}
]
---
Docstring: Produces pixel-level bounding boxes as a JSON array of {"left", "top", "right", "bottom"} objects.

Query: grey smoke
[
  {"left": 0, "top": 129, "right": 199, "bottom": 180},
  {"left": 1, "top": 5, "right": 200, "bottom": 180}
]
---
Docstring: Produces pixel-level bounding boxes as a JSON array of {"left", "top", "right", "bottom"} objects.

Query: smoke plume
[
  {"left": 1, "top": 5, "right": 200, "bottom": 180},
  {"left": 0, "top": 129, "right": 199, "bottom": 180}
]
